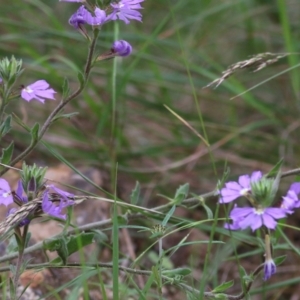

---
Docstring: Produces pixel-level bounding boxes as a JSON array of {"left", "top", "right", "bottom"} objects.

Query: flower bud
[{"left": 111, "top": 40, "right": 132, "bottom": 57}]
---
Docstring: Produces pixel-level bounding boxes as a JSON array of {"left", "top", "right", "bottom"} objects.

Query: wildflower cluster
[
  {"left": 219, "top": 171, "right": 300, "bottom": 231},
  {"left": 219, "top": 170, "right": 300, "bottom": 280},
  {"left": 0, "top": 165, "right": 74, "bottom": 224}
]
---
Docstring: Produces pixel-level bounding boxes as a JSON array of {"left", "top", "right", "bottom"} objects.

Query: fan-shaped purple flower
[
  {"left": 220, "top": 171, "right": 262, "bottom": 203},
  {"left": 21, "top": 80, "right": 56, "bottom": 103},
  {"left": 106, "top": 0, "right": 144, "bottom": 24},
  {"left": 224, "top": 206, "right": 286, "bottom": 231}
]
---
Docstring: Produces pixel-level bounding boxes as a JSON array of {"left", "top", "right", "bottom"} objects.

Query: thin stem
[
  {"left": 12, "top": 224, "right": 29, "bottom": 298},
  {"left": 158, "top": 237, "right": 163, "bottom": 298}
]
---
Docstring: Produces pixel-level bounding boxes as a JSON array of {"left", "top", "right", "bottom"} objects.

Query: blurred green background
[
  {"left": 1, "top": 0, "right": 300, "bottom": 298},
  {"left": 1, "top": 0, "right": 300, "bottom": 197}
]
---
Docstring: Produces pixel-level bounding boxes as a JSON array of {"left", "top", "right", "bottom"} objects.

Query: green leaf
[
  {"left": 43, "top": 236, "right": 68, "bottom": 264},
  {"left": 0, "top": 141, "right": 14, "bottom": 165},
  {"left": 56, "top": 237, "right": 69, "bottom": 265},
  {"left": 30, "top": 123, "right": 40, "bottom": 142},
  {"left": 45, "top": 233, "right": 95, "bottom": 265},
  {"left": 162, "top": 205, "right": 176, "bottom": 226},
  {"left": 130, "top": 181, "right": 140, "bottom": 205},
  {"left": 117, "top": 215, "right": 128, "bottom": 225},
  {"left": 91, "top": 229, "right": 108, "bottom": 243},
  {"left": 62, "top": 77, "right": 70, "bottom": 99},
  {"left": 215, "top": 294, "right": 228, "bottom": 299},
  {"left": 274, "top": 255, "right": 287, "bottom": 266},
  {"left": 151, "top": 265, "right": 160, "bottom": 286},
  {"left": 66, "top": 232, "right": 95, "bottom": 256},
  {"left": 266, "top": 159, "right": 284, "bottom": 178},
  {"left": 202, "top": 203, "right": 213, "bottom": 219},
  {"left": 0, "top": 115, "right": 12, "bottom": 139},
  {"left": 162, "top": 268, "right": 191, "bottom": 277},
  {"left": 52, "top": 112, "right": 79, "bottom": 122},
  {"left": 212, "top": 280, "right": 234, "bottom": 293},
  {"left": 43, "top": 237, "right": 64, "bottom": 252},
  {"left": 174, "top": 183, "right": 189, "bottom": 204}
]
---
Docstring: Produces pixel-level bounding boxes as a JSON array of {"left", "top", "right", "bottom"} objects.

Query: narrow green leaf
[
  {"left": 174, "top": 183, "right": 189, "bottom": 204},
  {"left": 162, "top": 205, "right": 176, "bottom": 226},
  {"left": 0, "top": 141, "right": 14, "bottom": 165},
  {"left": 162, "top": 268, "right": 191, "bottom": 277},
  {"left": 66, "top": 232, "right": 95, "bottom": 256},
  {"left": 202, "top": 203, "right": 213, "bottom": 219},
  {"left": 274, "top": 255, "right": 287, "bottom": 266},
  {"left": 212, "top": 280, "right": 234, "bottom": 293},
  {"left": 52, "top": 112, "right": 79, "bottom": 122},
  {"left": 62, "top": 77, "right": 70, "bottom": 99},
  {"left": 266, "top": 159, "right": 284, "bottom": 178},
  {"left": 0, "top": 115, "right": 12, "bottom": 139},
  {"left": 30, "top": 123, "right": 40, "bottom": 142},
  {"left": 130, "top": 181, "right": 140, "bottom": 205}
]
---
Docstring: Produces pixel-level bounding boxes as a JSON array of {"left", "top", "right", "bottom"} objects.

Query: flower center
[
  {"left": 254, "top": 207, "right": 265, "bottom": 215},
  {"left": 25, "top": 87, "right": 33, "bottom": 94},
  {"left": 1, "top": 192, "right": 10, "bottom": 198}
]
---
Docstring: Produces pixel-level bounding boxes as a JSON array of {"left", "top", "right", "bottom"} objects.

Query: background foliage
[{"left": 1, "top": 0, "right": 300, "bottom": 299}]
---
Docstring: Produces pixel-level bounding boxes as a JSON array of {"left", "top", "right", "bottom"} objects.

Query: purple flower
[
  {"left": 112, "top": 40, "right": 132, "bottom": 57},
  {"left": 42, "top": 190, "right": 74, "bottom": 220},
  {"left": 106, "top": 0, "right": 144, "bottom": 24},
  {"left": 281, "top": 182, "right": 300, "bottom": 211},
  {"left": 220, "top": 171, "right": 262, "bottom": 203},
  {"left": 224, "top": 206, "right": 286, "bottom": 231},
  {"left": 69, "top": 5, "right": 106, "bottom": 29},
  {"left": 46, "top": 184, "right": 74, "bottom": 203},
  {"left": 21, "top": 80, "right": 56, "bottom": 103},
  {"left": 15, "top": 180, "right": 28, "bottom": 203},
  {"left": 0, "top": 179, "right": 13, "bottom": 206},
  {"left": 264, "top": 258, "right": 276, "bottom": 280}
]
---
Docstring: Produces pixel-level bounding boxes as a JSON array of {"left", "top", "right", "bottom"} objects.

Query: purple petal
[
  {"left": 250, "top": 171, "right": 263, "bottom": 182},
  {"left": 42, "top": 191, "right": 67, "bottom": 220},
  {"left": 229, "top": 207, "right": 253, "bottom": 220},
  {"left": 28, "top": 80, "right": 49, "bottom": 90},
  {"left": 261, "top": 213, "right": 277, "bottom": 229},
  {"left": 290, "top": 182, "right": 300, "bottom": 195},
  {"left": 16, "top": 180, "right": 28, "bottom": 203},
  {"left": 224, "top": 221, "right": 242, "bottom": 230},
  {"left": 85, "top": 7, "right": 106, "bottom": 26},
  {"left": 264, "top": 259, "right": 276, "bottom": 280},
  {"left": 0, "top": 179, "right": 13, "bottom": 206},
  {"left": 237, "top": 212, "right": 262, "bottom": 231},
  {"left": 238, "top": 175, "right": 251, "bottom": 189},
  {"left": 220, "top": 182, "right": 244, "bottom": 203},
  {"left": 264, "top": 207, "right": 287, "bottom": 219}
]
